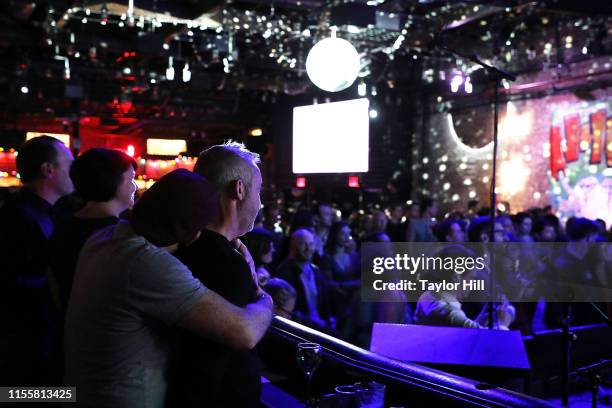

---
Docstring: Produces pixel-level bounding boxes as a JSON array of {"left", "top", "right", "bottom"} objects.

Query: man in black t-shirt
[{"left": 169, "top": 141, "right": 266, "bottom": 408}]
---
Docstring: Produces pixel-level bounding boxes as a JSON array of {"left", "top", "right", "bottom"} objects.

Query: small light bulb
[
  {"left": 182, "top": 63, "right": 191, "bottom": 82},
  {"left": 166, "top": 57, "right": 175, "bottom": 80},
  {"left": 357, "top": 81, "right": 367, "bottom": 97}
]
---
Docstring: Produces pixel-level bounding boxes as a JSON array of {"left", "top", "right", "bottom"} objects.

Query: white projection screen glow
[{"left": 292, "top": 98, "right": 369, "bottom": 174}]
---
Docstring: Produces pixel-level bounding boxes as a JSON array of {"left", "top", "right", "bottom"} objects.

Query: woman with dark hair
[
  {"left": 320, "top": 221, "right": 360, "bottom": 284},
  {"left": 241, "top": 228, "right": 275, "bottom": 285},
  {"left": 348, "top": 232, "right": 411, "bottom": 347},
  {"left": 319, "top": 221, "right": 360, "bottom": 330},
  {"left": 50, "top": 148, "right": 137, "bottom": 312},
  {"left": 514, "top": 212, "right": 535, "bottom": 243},
  {"left": 467, "top": 216, "right": 506, "bottom": 244},
  {"left": 464, "top": 216, "right": 519, "bottom": 326}
]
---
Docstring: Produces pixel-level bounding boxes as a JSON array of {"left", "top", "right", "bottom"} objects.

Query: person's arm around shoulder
[
  {"left": 178, "top": 238, "right": 273, "bottom": 350},
  {"left": 178, "top": 289, "right": 273, "bottom": 350}
]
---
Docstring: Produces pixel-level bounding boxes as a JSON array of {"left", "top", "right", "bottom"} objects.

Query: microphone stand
[
  {"left": 435, "top": 46, "right": 516, "bottom": 329},
  {"left": 561, "top": 302, "right": 575, "bottom": 406},
  {"left": 572, "top": 360, "right": 612, "bottom": 408}
]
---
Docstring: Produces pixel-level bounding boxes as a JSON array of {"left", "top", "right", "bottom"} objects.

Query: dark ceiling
[{"left": 0, "top": 0, "right": 610, "bottom": 127}]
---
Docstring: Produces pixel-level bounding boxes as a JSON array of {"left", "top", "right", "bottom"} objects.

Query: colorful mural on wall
[
  {"left": 549, "top": 101, "right": 612, "bottom": 226},
  {"left": 419, "top": 54, "right": 612, "bottom": 219}
]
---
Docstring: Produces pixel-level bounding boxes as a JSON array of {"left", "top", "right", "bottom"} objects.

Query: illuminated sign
[
  {"left": 26, "top": 132, "right": 70, "bottom": 147},
  {"left": 146, "top": 139, "right": 187, "bottom": 156}
]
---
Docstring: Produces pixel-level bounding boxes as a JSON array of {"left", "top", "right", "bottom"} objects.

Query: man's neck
[
  {"left": 24, "top": 183, "right": 60, "bottom": 206},
  {"left": 207, "top": 219, "right": 239, "bottom": 241},
  {"left": 76, "top": 201, "right": 122, "bottom": 219},
  {"left": 292, "top": 257, "right": 309, "bottom": 268}
]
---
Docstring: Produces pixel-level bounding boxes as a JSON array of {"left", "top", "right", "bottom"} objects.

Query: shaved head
[{"left": 290, "top": 228, "right": 315, "bottom": 263}]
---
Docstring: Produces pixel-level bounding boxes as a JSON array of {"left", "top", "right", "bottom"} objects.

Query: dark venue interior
[{"left": 1, "top": 0, "right": 611, "bottom": 407}]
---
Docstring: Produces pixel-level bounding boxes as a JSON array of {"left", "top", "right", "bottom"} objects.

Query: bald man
[{"left": 276, "top": 229, "right": 333, "bottom": 329}]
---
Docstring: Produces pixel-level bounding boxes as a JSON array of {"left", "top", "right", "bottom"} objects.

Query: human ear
[
  {"left": 40, "top": 162, "right": 54, "bottom": 179},
  {"left": 235, "top": 179, "right": 246, "bottom": 200}
]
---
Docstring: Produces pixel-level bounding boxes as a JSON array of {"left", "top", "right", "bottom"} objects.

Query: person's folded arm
[{"left": 178, "top": 289, "right": 273, "bottom": 350}]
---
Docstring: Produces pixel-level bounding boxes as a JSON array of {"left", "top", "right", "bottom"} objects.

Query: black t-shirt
[
  {"left": 49, "top": 215, "right": 119, "bottom": 312},
  {"left": 169, "top": 229, "right": 260, "bottom": 408},
  {"left": 386, "top": 220, "right": 407, "bottom": 242}
]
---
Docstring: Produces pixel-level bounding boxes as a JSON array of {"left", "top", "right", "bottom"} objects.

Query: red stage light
[
  {"left": 115, "top": 101, "right": 133, "bottom": 114},
  {"left": 348, "top": 176, "right": 360, "bottom": 188},
  {"left": 296, "top": 177, "right": 306, "bottom": 189}
]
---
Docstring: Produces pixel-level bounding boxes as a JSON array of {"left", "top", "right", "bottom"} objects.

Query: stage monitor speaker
[{"left": 370, "top": 323, "right": 531, "bottom": 388}]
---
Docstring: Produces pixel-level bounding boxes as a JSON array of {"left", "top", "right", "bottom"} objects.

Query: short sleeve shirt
[{"left": 64, "top": 221, "right": 206, "bottom": 408}]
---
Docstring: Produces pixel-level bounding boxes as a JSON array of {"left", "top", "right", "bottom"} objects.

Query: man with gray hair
[{"left": 169, "top": 141, "right": 266, "bottom": 408}]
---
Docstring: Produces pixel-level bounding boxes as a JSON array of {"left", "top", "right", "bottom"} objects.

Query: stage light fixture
[
  {"left": 357, "top": 81, "right": 367, "bottom": 97},
  {"left": 166, "top": 57, "right": 175, "bottom": 80},
  {"left": 306, "top": 28, "right": 360, "bottom": 92},
  {"left": 464, "top": 76, "right": 473, "bottom": 93},
  {"left": 450, "top": 74, "right": 463, "bottom": 93},
  {"left": 182, "top": 63, "right": 191, "bottom": 82}
]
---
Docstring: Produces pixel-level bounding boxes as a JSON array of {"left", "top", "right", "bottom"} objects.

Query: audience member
[
  {"left": 0, "top": 135, "right": 74, "bottom": 386},
  {"left": 313, "top": 202, "right": 334, "bottom": 258},
  {"left": 386, "top": 202, "right": 407, "bottom": 242},
  {"left": 242, "top": 228, "right": 276, "bottom": 286},
  {"left": 276, "top": 228, "right": 333, "bottom": 330},
  {"left": 406, "top": 197, "right": 438, "bottom": 242},
  {"left": 65, "top": 169, "right": 273, "bottom": 408},
  {"left": 170, "top": 142, "right": 265, "bottom": 408},
  {"left": 514, "top": 212, "right": 535, "bottom": 243},
  {"left": 414, "top": 245, "right": 515, "bottom": 329},
  {"left": 264, "top": 277, "right": 297, "bottom": 319},
  {"left": 50, "top": 148, "right": 137, "bottom": 312},
  {"left": 319, "top": 221, "right": 360, "bottom": 328},
  {"left": 533, "top": 218, "right": 558, "bottom": 242},
  {"left": 435, "top": 218, "right": 465, "bottom": 243}
]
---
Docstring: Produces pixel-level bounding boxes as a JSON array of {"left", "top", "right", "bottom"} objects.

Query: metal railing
[{"left": 263, "top": 317, "right": 556, "bottom": 407}]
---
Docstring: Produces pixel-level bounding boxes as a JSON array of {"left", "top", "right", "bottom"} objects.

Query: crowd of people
[
  {"left": 0, "top": 135, "right": 610, "bottom": 407},
  {"left": 246, "top": 193, "right": 610, "bottom": 337}
]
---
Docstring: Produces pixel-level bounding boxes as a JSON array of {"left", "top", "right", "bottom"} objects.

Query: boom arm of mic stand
[{"left": 438, "top": 45, "right": 516, "bottom": 82}]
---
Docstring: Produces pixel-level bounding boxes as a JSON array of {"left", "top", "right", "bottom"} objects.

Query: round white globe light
[{"left": 306, "top": 35, "right": 360, "bottom": 92}]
